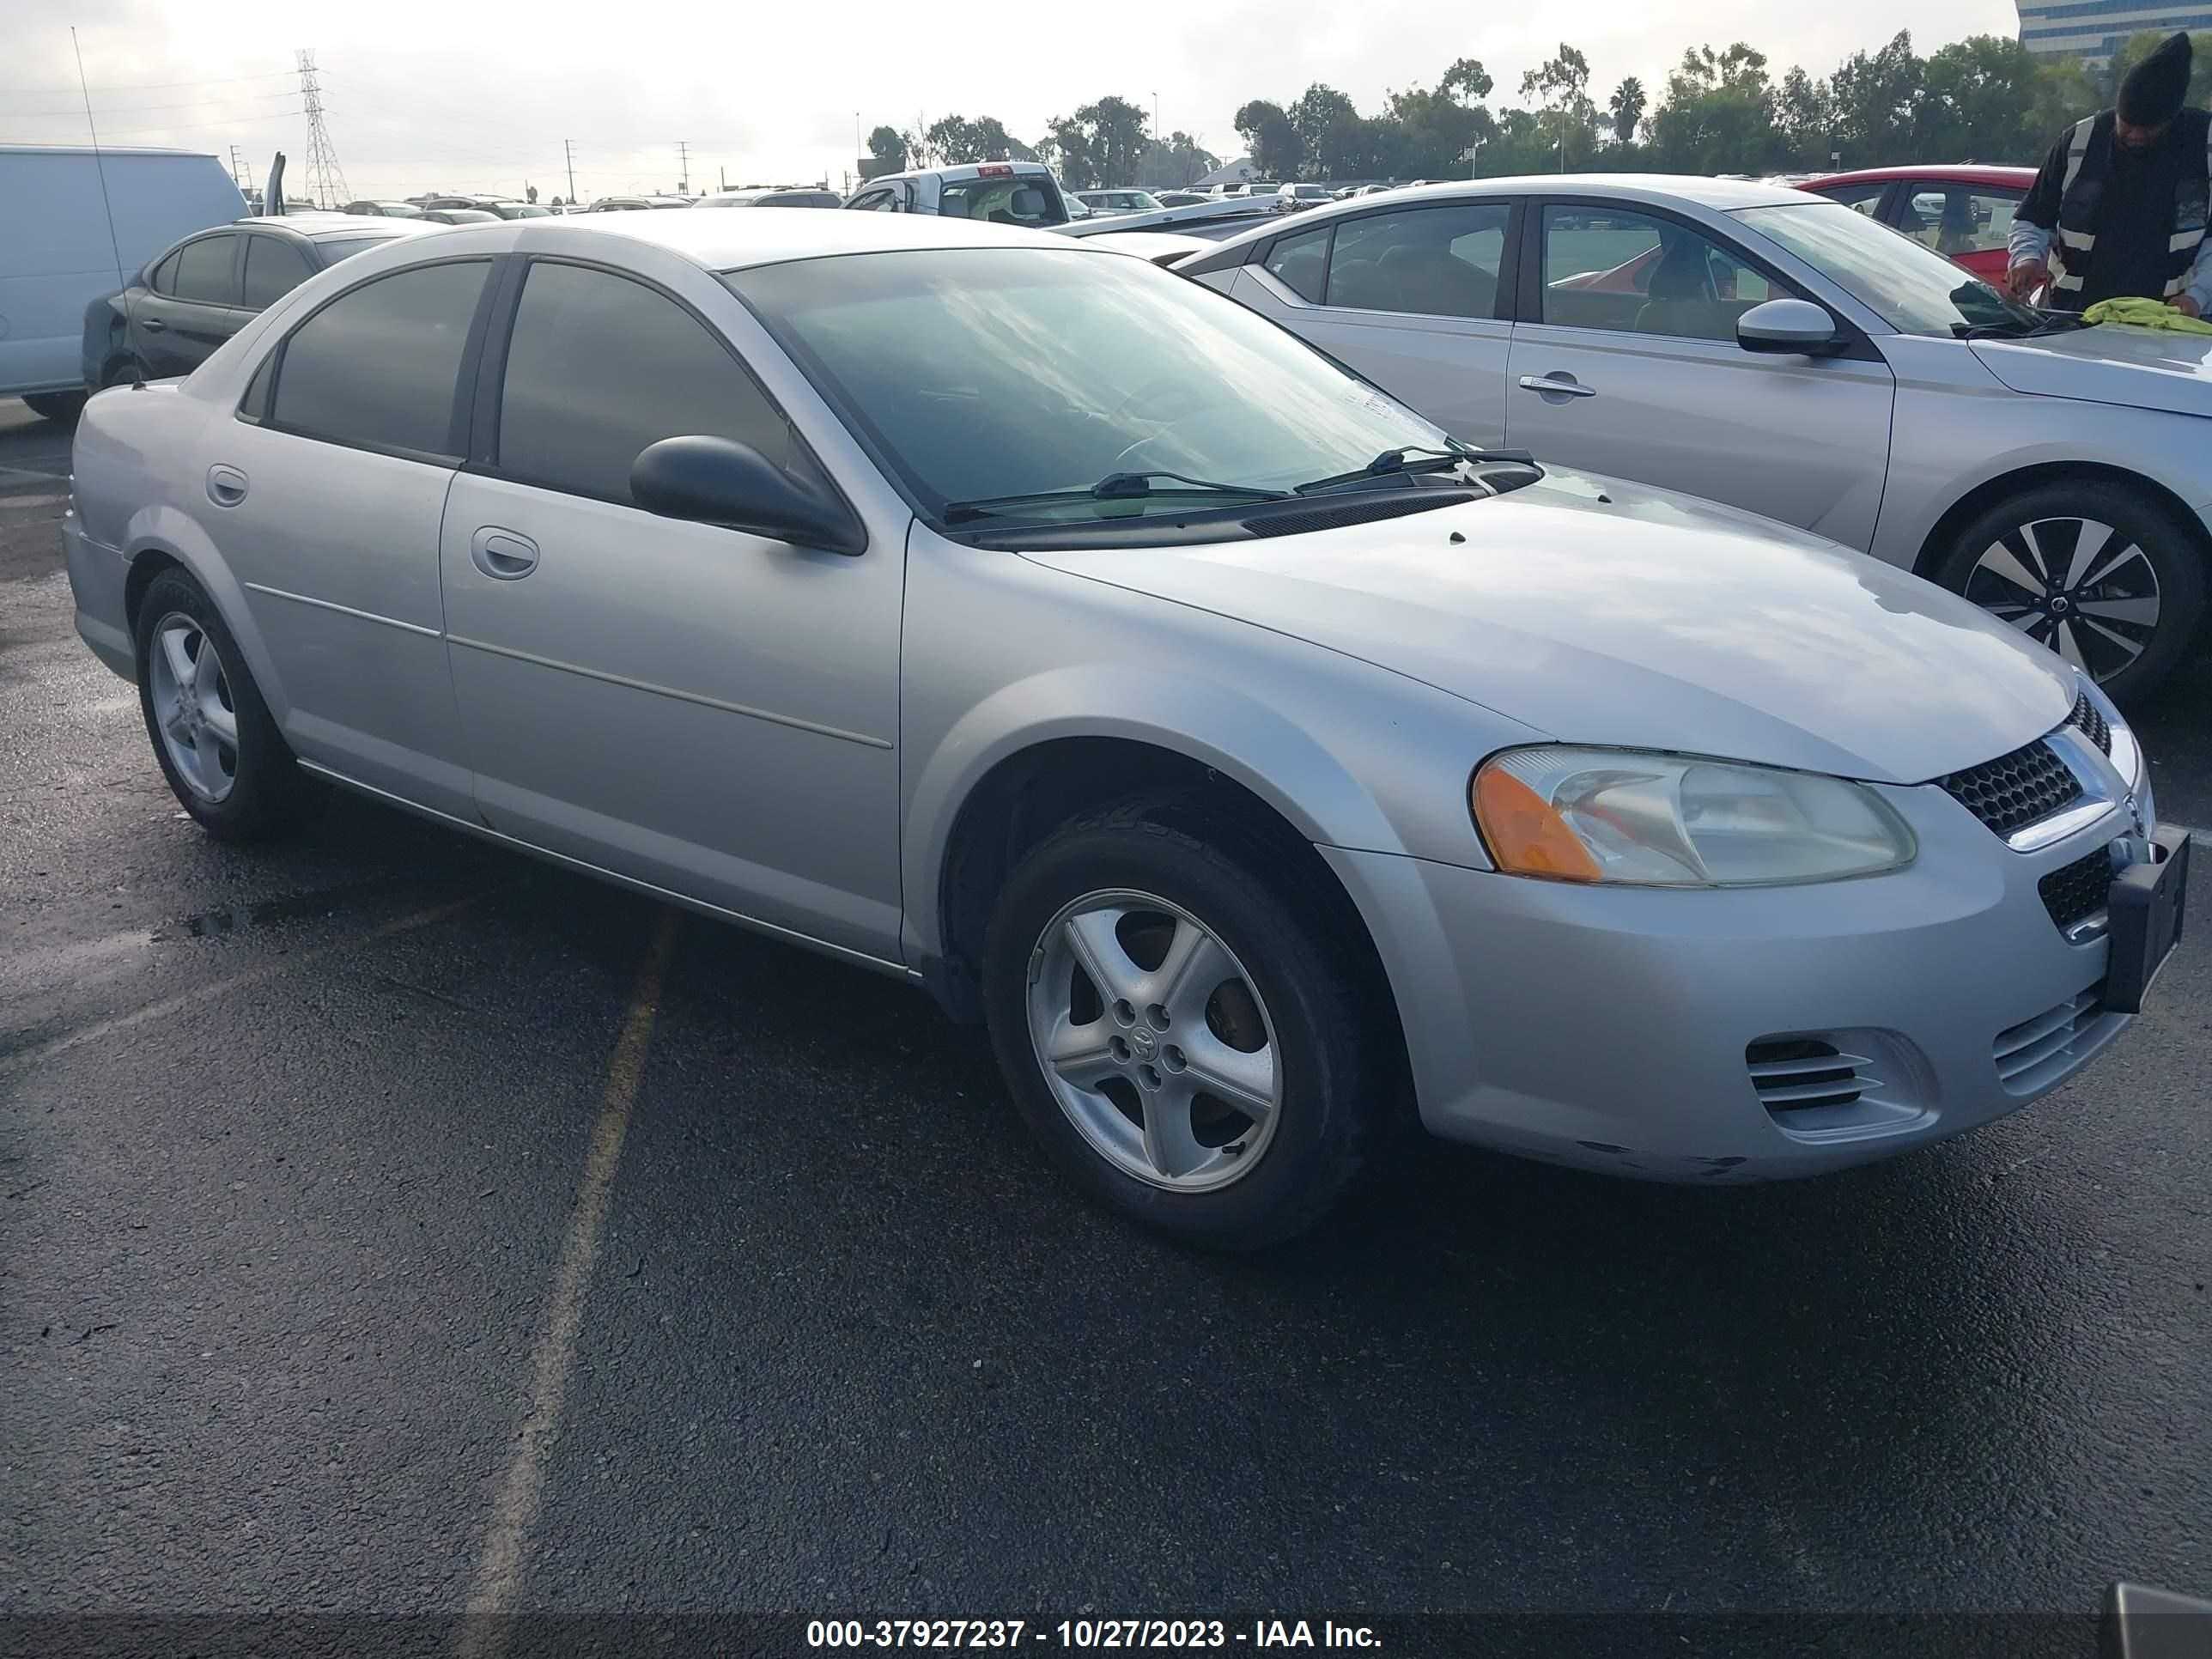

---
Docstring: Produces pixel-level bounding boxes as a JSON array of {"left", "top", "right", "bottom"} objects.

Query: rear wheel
[
  {"left": 132, "top": 568, "right": 314, "bottom": 840},
  {"left": 1933, "top": 480, "right": 2206, "bottom": 703},
  {"left": 982, "top": 799, "right": 1389, "bottom": 1249},
  {"left": 21, "top": 391, "right": 85, "bottom": 424}
]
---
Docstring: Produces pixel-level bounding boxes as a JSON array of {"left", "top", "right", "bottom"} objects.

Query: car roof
[
  {"left": 1186, "top": 173, "right": 1809, "bottom": 262},
  {"left": 229, "top": 214, "right": 437, "bottom": 240},
  {"left": 1804, "top": 164, "right": 2036, "bottom": 187},
  {"left": 429, "top": 205, "right": 1080, "bottom": 271},
  {"left": 865, "top": 161, "right": 1052, "bottom": 185}
]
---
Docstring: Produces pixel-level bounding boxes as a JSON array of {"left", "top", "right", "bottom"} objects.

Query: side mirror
[
  {"left": 629, "top": 435, "right": 865, "bottom": 556},
  {"left": 1736, "top": 297, "right": 1844, "bottom": 356}
]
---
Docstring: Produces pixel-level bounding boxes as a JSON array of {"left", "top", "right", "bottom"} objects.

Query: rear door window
[
  {"left": 268, "top": 259, "right": 491, "bottom": 459},
  {"left": 171, "top": 235, "right": 239, "bottom": 306},
  {"left": 241, "top": 236, "right": 316, "bottom": 308},
  {"left": 1325, "top": 203, "right": 1509, "bottom": 319},
  {"left": 1261, "top": 225, "right": 1330, "bottom": 302}
]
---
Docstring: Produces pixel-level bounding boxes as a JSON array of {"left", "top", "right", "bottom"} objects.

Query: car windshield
[
  {"left": 728, "top": 246, "right": 1462, "bottom": 524},
  {"left": 1731, "top": 200, "right": 2038, "bottom": 337}
]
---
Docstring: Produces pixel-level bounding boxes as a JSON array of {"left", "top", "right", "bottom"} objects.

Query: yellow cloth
[{"left": 2081, "top": 295, "right": 2212, "bottom": 333}]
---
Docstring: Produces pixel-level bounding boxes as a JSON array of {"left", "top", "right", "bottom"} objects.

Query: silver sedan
[
  {"left": 61, "top": 209, "right": 2186, "bottom": 1247},
  {"left": 1182, "top": 174, "right": 2212, "bottom": 701}
]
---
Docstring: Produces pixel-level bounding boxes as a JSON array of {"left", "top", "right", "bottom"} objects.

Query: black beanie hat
[{"left": 2119, "top": 31, "right": 2191, "bottom": 126}]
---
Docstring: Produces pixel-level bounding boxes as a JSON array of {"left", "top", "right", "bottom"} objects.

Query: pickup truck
[{"left": 847, "top": 162, "right": 1278, "bottom": 242}]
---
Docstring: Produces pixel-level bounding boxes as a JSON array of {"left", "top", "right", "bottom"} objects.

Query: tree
[
  {"left": 1521, "top": 45, "right": 1596, "bottom": 171},
  {"left": 1235, "top": 99, "right": 1303, "bottom": 180},
  {"left": 1289, "top": 83, "right": 1372, "bottom": 179},
  {"left": 1648, "top": 43, "right": 1778, "bottom": 174},
  {"left": 924, "top": 114, "right": 1037, "bottom": 165},
  {"left": 1915, "top": 36, "right": 2049, "bottom": 163},
  {"left": 1828, "top": 31, "right": 1921, "bottom": 167},
  {"left": 866, "top": 125, "right": 907, "bottom": 176},
  {"left": 1607, "top": 76, "right": 1646, "bottom": 146},
  {"left": 1772, "top": 67, "right": 1833, "bottom": 167},
  {"left": 1136, "top": 131, "right": 1221, "bottom": 189},
  {"left": 1387, "top": 59, "right": 1495, "bottom": 179},
  {"left": 1042, "top": 97, "right": 1149, "bottom": 188}
]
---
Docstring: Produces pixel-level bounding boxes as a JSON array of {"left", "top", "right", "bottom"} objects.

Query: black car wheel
[
  {"left": 1934, "top": 480, "right": 2207, "bottom": 703},
  {"left": 21, "top": 391, "right": 86, "bottom": 424}
]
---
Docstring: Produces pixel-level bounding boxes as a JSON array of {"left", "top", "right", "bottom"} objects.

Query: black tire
[
  {"left": 132, "top": 568, "right": 314, "bottom": 841},
  {"left": 21, "top": 390, "right": 86, "bottom": 424},
  {"left": 1931, "top": 479, "right": 2207, "bottom": 705},
  {"left": 981, "top": 797, "right": 1391, "bottom": 1250}
]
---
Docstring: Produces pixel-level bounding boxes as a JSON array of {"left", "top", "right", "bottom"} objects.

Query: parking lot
[{"left": 3, "top": 392, "right": 2210, "bottom": 1653}]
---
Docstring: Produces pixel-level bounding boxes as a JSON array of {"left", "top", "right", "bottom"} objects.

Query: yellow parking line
[
  {"left": 456, "top": 908, "right": 681, "bottom": 1658},
  {"left": 0, "top": 896, "right": 483, "bottom": 1069}
]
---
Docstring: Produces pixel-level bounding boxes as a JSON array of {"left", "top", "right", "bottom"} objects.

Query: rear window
[
  {"left": 763, "top": 190, "right": 841, "bottom": 209},
  {"left": 171, "top": 235, "right": 237, "bottom": 305},
  {"left": 939, "top": 174, "right": 1067, "bottom": 227},
  {"left": 241, "top": 236, "right": 315, "bottom": 308},
  {"left": 316, "top": 234, "right": 408, "bottom": 265}
]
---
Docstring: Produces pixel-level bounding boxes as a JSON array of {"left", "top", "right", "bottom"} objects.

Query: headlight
[{"left": 1470, "top": 746, "right": 1916, "bottom": 887}]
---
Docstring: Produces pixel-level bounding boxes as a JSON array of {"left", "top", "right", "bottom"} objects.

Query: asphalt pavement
[{"left": 3, "top": 395, "right": 2209, "bottom": 1658}]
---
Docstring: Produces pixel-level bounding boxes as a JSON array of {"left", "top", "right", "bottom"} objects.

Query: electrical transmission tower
[{"left": 295, "top": 49, "right": 349, "bottom": 209}]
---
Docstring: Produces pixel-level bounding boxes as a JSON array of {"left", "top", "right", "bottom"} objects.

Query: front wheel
[
  {"left": 981, "top": 799, "right": 1390, "bottom": 1249},
  {"left": 21, "top": 391, "right": 86, "bottom": 424},
  {"left": 1933, "top": 481, "right": 2207, "bottom": 703}
]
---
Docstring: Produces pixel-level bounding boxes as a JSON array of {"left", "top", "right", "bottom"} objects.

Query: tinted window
[
  {"left": 850, "top": 190, "right": 896, "bottom": 212},
  {"left": 241, "top": 236, "right": 315, "bottom": 308},
  {"left": 270, "top": 259, "right": 489, "bottom": 457},
  {"left": 497, "top": 262, "right": 787, "bottom": 505},
  {"left": 171, "top": 235, "right": 237, "bottom": 305},
  {"left": 1261, "top": 224, "right": 1328, "bottom": 302},
  {"left": 148, "top": 251, "right": 181, "bottom": 295},
  {"left": 939, "top": 176, "right": 1066, "bottom": 227},
  {"left": 1540, "top": 207, "right": 1782, "bottom": 341},
  {"left": 1325, "top": 203, "right": 1508, "bottom": 319},
  {"left": 1899, "top": 185, "right": 2021, "bottom": 258},
  {"left": 316, "top": 234, "right": 406, "bottom": 265},
  {"left": 1814, "top": 182, "right": 1889, "bottom": 216}
]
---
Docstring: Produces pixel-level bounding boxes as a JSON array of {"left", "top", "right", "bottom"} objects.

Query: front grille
[
  {"left": 2066, "top": 692, "right": 2111, "bottom": 756},
  {"left": 1745, "top": 1037, "right": 1879, "bottom": 1115},
  {"left": 1993, "top": 983, "right": 2106, "bottom": 1096},
  {"left": 2039, "top": 847, "right": 2112, "bottom": 934},
  {"left": 1938, "top": 739, "right": 2081, "bottom": 838}
]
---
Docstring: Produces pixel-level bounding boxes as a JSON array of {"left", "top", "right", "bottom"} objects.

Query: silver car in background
[
  {"left": 1183, "top": 174, "right": 2212, "bottom": 701},
  {"left": 61, "top": 210, "right": 2185, "bottom": 1247}
]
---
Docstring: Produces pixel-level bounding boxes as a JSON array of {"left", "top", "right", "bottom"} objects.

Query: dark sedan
[{"left": 80, "top": 217, "right": 441, "bottom": 391}]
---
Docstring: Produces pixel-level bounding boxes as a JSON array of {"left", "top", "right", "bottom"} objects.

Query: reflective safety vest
[{"left": 2047, "top": 107, "right": 2212, "bottom": 301}]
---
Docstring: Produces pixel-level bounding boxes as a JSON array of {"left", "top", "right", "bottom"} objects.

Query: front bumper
[
  {"left": 61, "top": 509, "right": 136, "bottom": 681},
  {"left": 1327, "top": 770, "right": 2147, "bottom": 1182}
]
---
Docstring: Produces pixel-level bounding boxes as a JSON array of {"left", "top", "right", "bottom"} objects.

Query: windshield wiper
[
  {"left": 1292, "top": 444, "right": 1524, "bottom": 496},
  {"left": 942, "top": 470, "right": 1288, "bottom": 523},
  {"left": 1956, "top": 312, "right": 2088, "bottom": 341}
]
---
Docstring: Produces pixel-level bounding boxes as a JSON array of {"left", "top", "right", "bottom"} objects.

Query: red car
[{"left": 1798, "top": 165, "right": 2037, "bottom": 285}]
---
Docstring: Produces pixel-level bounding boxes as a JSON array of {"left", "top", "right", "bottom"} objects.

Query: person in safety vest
[{"left": 2008, "top": 31, "right": 2212, "bottom": 314}]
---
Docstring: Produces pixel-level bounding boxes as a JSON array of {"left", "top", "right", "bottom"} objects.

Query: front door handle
[
  {"left": 1518, "top": 373, "right": 1596, "bottom": 398},
  {"left": 469, "top": 526, "right": 539, "bottom": 580},
  {"left": 141, "top": 318, "right": 167, "bottom": 332}
]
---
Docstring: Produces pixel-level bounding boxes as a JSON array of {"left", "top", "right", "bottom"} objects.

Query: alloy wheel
[
  {"left": 147, "top": 611, "right": 239, "bottom": 803},
  {"left": 1024, "top": 889, "right": 1282, "bottom": 1192},
  {"left": 1965, "top": 517, "right": 2160, "bottom": 684}
]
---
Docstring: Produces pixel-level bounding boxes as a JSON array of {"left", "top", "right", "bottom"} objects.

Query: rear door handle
[
  {"left": 141, "top": 318, "right": 167, "bottom": 332},
  {"left": 206, "top": 465, "right": 248, "bottom": 507},
  {"left": 469, "top": 526, "right": 539, "bottom": 580},
  {"left": 1518, "top": 373, "right": 1596, "bottom": 398}
]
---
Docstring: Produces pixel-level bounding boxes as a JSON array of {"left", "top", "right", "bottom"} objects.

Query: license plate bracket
[{"left": 2103, "top": 825, "right": 2191, "bottom": 1015}]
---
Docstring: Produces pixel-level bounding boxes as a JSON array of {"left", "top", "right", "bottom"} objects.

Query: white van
[{"left": 1, "top": 143, "right": 246, "bottom": 421}]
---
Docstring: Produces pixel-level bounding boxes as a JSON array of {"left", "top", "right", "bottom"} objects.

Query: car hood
[
  {"left": 1019, "top": 473, "right": 2077, "bottom": 785},
  {"left": 1969, "top": 323, "right": 2212, "bottom": 418}
]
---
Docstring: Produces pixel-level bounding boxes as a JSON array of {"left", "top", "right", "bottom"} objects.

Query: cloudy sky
[{"left": 10, "top": 0, "right": 2022, "bottom": 201}]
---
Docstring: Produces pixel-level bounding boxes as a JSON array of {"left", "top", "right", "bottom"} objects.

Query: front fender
[{"left": 896, "top": 538, "right": 1540, "bottom": 963}]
